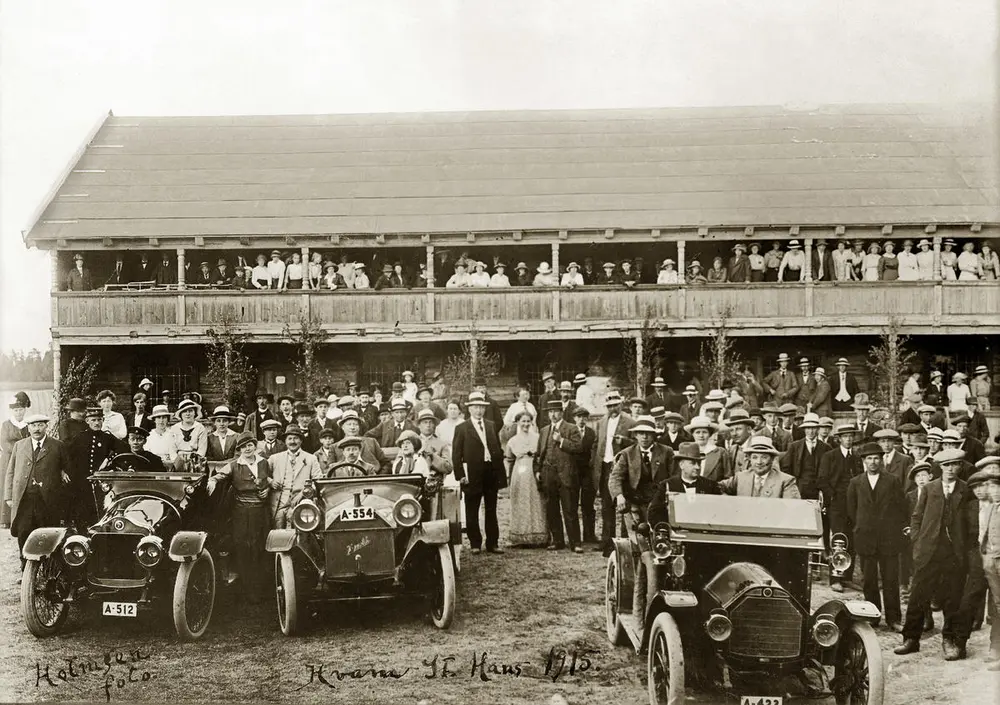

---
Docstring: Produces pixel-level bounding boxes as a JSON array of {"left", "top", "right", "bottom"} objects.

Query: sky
[{"left": 0, "top": 0, "right": 996, "bottom": 354}]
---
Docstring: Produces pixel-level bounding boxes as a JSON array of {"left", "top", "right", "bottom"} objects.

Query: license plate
[
  {"left": 741, "top": 698, "right": 782, "bottom": 705},
  {"left": 102, "top": 601, "right": 137, "bottom": 618},
  {"left": 338, "top": 507, "right": 375, "bottom": 522}
]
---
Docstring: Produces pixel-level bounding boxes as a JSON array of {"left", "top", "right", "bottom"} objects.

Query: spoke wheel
[
  {"left": 275, "top": 553, "right": 298, "bottom": 636},
  {"left": 834, "top": 621, "right": 884, "bottom": 705},
  {"left": 21, "top": 558, "right": 69, "bottom": 637},
  {"left": 647, "top": 612, "right": 684, "bottom": 705},
  {"left": 605, "top": 552, "right": 628, "bottom": 646},
  {"left": 172, "top": 551, "right": 216, "bottom": 641},
  {"left": 429, "top": 544, "right": 455, "bottom": 629}
]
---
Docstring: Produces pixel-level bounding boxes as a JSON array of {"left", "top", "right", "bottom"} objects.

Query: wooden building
[{"left": 21, "top": 104, "right": 1000, "bottom": 409}]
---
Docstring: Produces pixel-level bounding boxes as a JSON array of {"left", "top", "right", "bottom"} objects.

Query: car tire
[
  {"left": 646, "top": 612, "right": 684, "bottom": 705},
  {"left": 430, "top": 544, "right": 455, "bottom": 629},
  {"left": 276, "top": 552, "right": 298, "bottom": 636},
  {"left": 834, "top": 621, "right": 885, "bottom": 705},
  {"left": 172, "top": 551, "right": 216, "bottom": 642},
  {"left": 450, "top": 543, "right": 462, "bottom": 575},
  {"left": 605, "top": 553, "right": 629, "bottom": 646},
  {"left": 21, "top": 558, "right": 69, "bottom": 637}
]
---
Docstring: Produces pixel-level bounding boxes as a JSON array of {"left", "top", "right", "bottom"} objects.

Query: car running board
[{"left": 618, "top": 614, "right": 644, "bottom": 651}]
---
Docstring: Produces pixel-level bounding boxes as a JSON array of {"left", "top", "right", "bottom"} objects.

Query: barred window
[{"left": 132, "top": 365, "right": 199, "bottom": 401}]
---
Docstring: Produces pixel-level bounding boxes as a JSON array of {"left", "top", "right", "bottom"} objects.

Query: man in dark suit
[
  {"left": 133, "top": 254, "right": 156, "bottom": 282},
  {"left": 872, "top": 428, "right": 914, "bottom": 489},
  {"left": 309, "top": 398, "right": 342, "bottom": 446},
  {"left": 657, "top": 411, "right": 692, "bottom": 451},
  {"left": 779, "top": 413, "right": 831, "bottom": 500},
  {"left": 365, "top": 399, "right": 418, "bottom": 449},
  {"left": 554, "top": 381, "right": 579, "bottom": 420},
  {"left": 678, "top": 385, "right": 701, "bottom": 422},
  {"left": 608, "top": 416, "right": 674, "bottom": 523},
  {"left": 536, "top": 402, "right": 584, "bottom": 552},
  {"left": 809, "top": 368, "right": 832, "bottom": 416},
  {"left": 105, "top": 254, "right": 129, "bottom": 287},
  {"left": 924, "top": 370, "right": 946, "bottom": 409},
  {"left": 847, "top": 442, "right": 908, "bottom": 631},
  {"left": 154, "top": 253, "right": 177, "bottom": 287},
  {"left": 951, "top": 415, "right": 986, "bottom": 467},
  {"left": 853, "top": 397, "right": 878, "bottom": 440},
  {"left": 570, "top": 407, "right": 598, "bottom": 544},
  {"left": 452, "top": 392, "right": 506, "bottom": 554},
  {"left": 66, "top": 253, "right": 93, "bottom": 291},
  {"left": 125, "top": 392, "right": 155, "bottom": 433},
  {"left": 245, "top": 391, "right": 277, "bottom": 440},
  {"left": 5, "top": 414, "right": 71, "bottom": 569},
  {"left": 759, "top": 402, "right": 792, "bottom": 453},
  {"left": 471, "top": 381, "right": 503, "bottom": 429},
  {"left": 65, "top": 407, "right": 115, "bottom": 528},
  {"left": 536, "top": 372, "right": 558, "bottom": 427},
  {"left": 645, "top": 377, "right": 671, "bottom": 411},
  {"left": 257, "top": 419, "right": 285, "bottom": 459},
  {"left": 831, "top": 358, "right": 860, "bottom": 412},
  {"left": 591, "top": 391, "right": 636, "bottom": 556},
  {"left": 647, "top": 442, "right": 721, "bottom": 526},
  {"left": 793, "top": 358, "right": 816, "bottom": 410},
  {"left": 965, "top": 401, "right": 991, "bottom": 445},
  {"left": 818, "top": 423, "right": 862, "bottom": 591},
  {"left": 957, "top": 468, "right": 994, "bottom": 637},
  {"left": 895, "top": 449, "right": 971, "bottom": 660},
  {"left": 762, "top": 353, "right": 800, "bottom": 404}
]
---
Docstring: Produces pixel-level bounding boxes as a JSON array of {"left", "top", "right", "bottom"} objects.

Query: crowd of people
[
  {"left": 2, "top": 358, "right": 999, "bottom": 664},
  {"left": 61, "top": 238, "right": 1000, "bottom": 293}
]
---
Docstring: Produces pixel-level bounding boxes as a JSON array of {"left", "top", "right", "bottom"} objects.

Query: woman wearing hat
[
  {"left": 560, "top": 262, "right": 584, "bottom": 288},
  {"left": 469, "top": 261, "right": 491, "bottom": 287},
  {"left": 322, "top": 262, "right": 346, "bottom": 290},
  {"left": 727, "top": 243, "right": 750, "bottom": 283},
  {"left": 208, "top": 432, "right": 270, "bottom": 595},
  {"left": 685, "top": 260, "right": 707, "bottom": 286},
  {"left": 533, "top": 261, "right": 558, "bottom": 287},
  {"left": 144, "top": 405, "right": 180, "bottom": 468},
  {"left": 880, "top": 241, "right": 899, "bottom": 281},
  {"left": 656, "top": 259, "right": 680, "bottom": 285},
  {"left": 979, "top": 241, "right": 1000, "bottom": 280},
  {"left": 777, "top": 240, "right": 806, "bottom": 282},
  {"left": 489, "top": 262, "right": 511, "bottom": 287},
  {"left": 169, "top": 399, "right": 209, "bottom": 458},
  {"left": 941, "top": 239, "right": 958, "bottom": 280},
  {"left": 947, "top": 373, "right": 972, "bottom": 414},
  {"left": 971, "top": 365, "right": 992, "bottom": 412},
  {"left": 207, "top": 406, "right": 240, "bottom": 461},
  {"left": 352, "top": 262, "right": 370, "bottom": 289},
  {"left": 1, "top": 392, "right": 31, "bottom": 526},
  {"left": 862, "top": 242, "right": 882, "bottom": 281},
  {"left": 684, "top": 416, "right": 732, "bottom": 481},
  {"left": 915, "top": 239, "right": 934, "bottom": 280},
  {"left": 832, "top": 240, "right": 854, "bottom": 281},
  {"left": 898, "top": 240, "right": 919, "bottom": 281},
  {"left": 390, "top": 430, "right": 431, "bottom": 476},
  {"left": 445, "top": 261, "right": 471, "bottom": 288},
  {"left": 512, "top": 262, "right": 533, "bottom": 287}
]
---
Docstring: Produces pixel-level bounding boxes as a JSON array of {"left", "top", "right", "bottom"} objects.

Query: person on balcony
[
  {"left": 812, "top": 239, "right": 834, "bottom": 282},
  {"left": 560, "top": 261, "right": 584, "bottom": 288},
  {"left": 282, "top": 252, "right": 305, "bottom": 290},
  {"left": 489, "top": 262, "right": 510, "bottom": 287},
  {"left": 509, "top": 261, "right": 530, "bottom": 286},
  {"left": 657, "top": 259, "right": 680, "bottom": 284},
  {"left": 66, "top": 253, "right": 94, "bottom": 291},
  {"left": 596, "top": 261, "right": 620, "bottom": 286},
  {"left": 468, "top": 261, "right": 490, "bottom": 287},
  {"left": 266, "top": 250, "right": 286, "bottom": 289},
  {"left": 580, "top": 258, "right": 597, "bottom": 284},
  {"left": 373, "top": 264, "right": 395, "bottom": 290},
  {"left": 979, "top": 242, "right": 1000, "bottom": 280},
  {"left": 249, "top": 254, "right": 269, "bottom": 289},
  {"left": 105, "top": 254, "right": 130, "bottom": 287},
  {"left": 861, "top": 242, "right": 882, "bottom": 281},
  {"left": 133, "top": 254, "right": 153, "bottom": 282},
  {"left": 957, "top": 241, "right": 983, "bottom": 280},
  {"left": 307, "top": 251, "right": 323, "bottom": 289},
  {"left": 777, "top": 240, "right": 806, "bottom": 282},
  {"left": 941, "top": 238, "right": 959, "bottom": 280},
  {"left": 746, "top": 243, "right": 765, "bottom": 282},
  {"left": 352, "top": 262, "right": 370, "bottom": 289},
  {"left": 915, "top": 239, "right": 935, "bottom": 280},
  {"left": 898, "top": 240, "right": 920, "bottom": 281},
  {"left": 619, "top": 260, "right": 639, "bottom": 288},
  {"left": 832, "top": 241, "right": 854, "bottom": 282},
  {"left": 948, "top": 372, "right": 972, "bottom": 414},
  {"left": 533, "top": 262, "right": 558, "bottom": 286},
  {"left": 879, "top": 241, "right": 899, "bottom": 281},
  {"left": 192, "top": 261, "right": 212, "bottom": 286},
  {"left": 763, "top": 241, "right": 783, "bottom": 281},
  {"left": 686, "top": 260, "right": 707, "bottom": 286},
  {"left": 707, "top": 256, "right": 728, "bottom": 283},
  {"left": 322, "top": 262, "right": 345, "bottom": 289},
  {"left": 726, "top": 243, "right": 750, "bottom": 283},
  {"left": 445, "top": 261, "right": 470, "bottom": 288}
]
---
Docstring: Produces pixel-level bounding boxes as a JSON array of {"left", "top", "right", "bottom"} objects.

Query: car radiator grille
[
  {"left": 90, "top": 534, "right": 144, "bottom": 581},
  {"left": 325, "top": 529, "right": 395, "bottom": 579},
  {"left": 729, "top": 596, "right": 803, "bottom": 658}
]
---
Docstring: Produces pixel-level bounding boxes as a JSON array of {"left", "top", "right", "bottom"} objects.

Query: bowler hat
[
  {"left": 282, "top": 424, "right": 306, "bottom": 439},
  {"left": 65, "top": 398, "right": 87, "bottom": 413},
  {"left": 255, "top": 391, "right": 275, "bottom": 404},
  {"left": 857, "top": 442, "right": 882, "bottom": 458},
  {"left": 293, "top": 403, "right": 313, "bottom": 417}
]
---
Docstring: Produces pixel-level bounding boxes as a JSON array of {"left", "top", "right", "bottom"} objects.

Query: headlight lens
[
  {"left": 705, "top": 612, "right": 733, "bottom": 642},
  {"left": 393, "top": 495, "right": 422, "bottom": 527},
  {"left": 291, "top": 500, "right": 321, "bottom": 532},
  {"left": 184, "top": 483, "right": 197, "bottom": 496},
  {"left": 302, "top": 482, "right": 316, "bottom": 499},
  {"left": 62, "top": 536, "right": 91, "bottom": 567},
  {"left": 812, "top": 617, "right": 840, "bottom": 647},
  {"left": 830, "top": 550, "right": 852, "bottom": 573},
  {"left": 670, "top": 555, "right": 687, "bottom": 578},
  {"left": 652, "top": 530, "right": 672, "bottom": 559},
  {"left": 135, "top": 536, "right": 164, "bottom": 568},
  {"left": 100, "top": 481, "right": 112, "bottom": 493}
]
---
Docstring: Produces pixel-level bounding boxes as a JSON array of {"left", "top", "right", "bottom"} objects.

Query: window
[{"left": 133, "top": 366, "right": 199, "bottom": 402}]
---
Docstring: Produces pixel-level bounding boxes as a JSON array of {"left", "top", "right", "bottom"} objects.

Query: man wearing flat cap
[
  {"left": 950, "top": 414, "right": 986, "bottom": 466},
  {"left": 6, "top": 414, "right": 71, "bottom": 570},
  {"left": 267, "top": 425, "right": 323, "bottom": 529}
]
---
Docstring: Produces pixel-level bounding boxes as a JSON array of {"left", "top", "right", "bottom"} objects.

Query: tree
[
  {"left": 205, "top": 309, "right": 257, "bottom": 412},
  {"left": 867, "top": 316, "right": 917, "bottom": 428},
  {"left": 698, "top": 304, "right": 744, "bottom": 391},
  {"left": 283, "top": 314, "right": 331, "bottom": 401},
  {"left": 53, "top": 351, "right": 101, "bottom": 438},
  {"left": 622, "top": 308, "right": 664, "bottom": 396},
  {"left": 441, "top": 324, "right": 503, "bottom": 399}
]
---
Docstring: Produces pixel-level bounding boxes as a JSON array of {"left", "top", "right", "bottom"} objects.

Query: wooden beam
[{"left": 882, "top": 225, "right": 894, "bottom": 235}]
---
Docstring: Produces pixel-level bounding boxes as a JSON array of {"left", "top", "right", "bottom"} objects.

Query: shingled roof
[{"left": 24, "top": 104, "right": 999, "bottom": 245}]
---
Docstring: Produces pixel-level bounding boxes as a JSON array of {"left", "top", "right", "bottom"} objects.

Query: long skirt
[
  {"left": 764, "top": 268, "right": 779, "bottom": 282},
  {"left": 508, "top": 458, "right": 548, "bottom": 546},
  {"left": 781, "top": 267, "right": 802, "bottom": 282},
  {"left": 750, "top": 269, "right": 764, "bottom": 283}
]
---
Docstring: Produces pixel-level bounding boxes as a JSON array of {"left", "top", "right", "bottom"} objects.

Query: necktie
[
  {"left": 753, "top": 476, "right": 763, "bottom": 497},
  {"left": 477, "top": 420, "right": 491, "bottom": 462}
]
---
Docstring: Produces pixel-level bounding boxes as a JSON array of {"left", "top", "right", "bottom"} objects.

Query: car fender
[
  {"left": 812, "top": 598, "right": 882, "bottom": 663},
  {"left": 22, "top": 527, "right": 69, "bottom": 560},
  {"left": 168, "top": 531, "right": 208, "bottom": 563},
  {"left": 403, "top": 519, "right": 451, "bottom": 556},
  {"left": 611, "top": 538, "right": 636, "bottom": 615},
  {"left": 641, "top": 591, "right": 698, "bottom": 650},
  {"left": 265, "top": 529, "right": 298, "bottom": 553}
]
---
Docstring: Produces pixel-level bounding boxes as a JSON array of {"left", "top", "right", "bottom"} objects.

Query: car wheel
[
  {"left": 429, "top": 544, "right": 455, "bottom": 629},
  {"left": 172, "top": 551, "right": 216, "bottom": 641},
  {"left": 605, "top": 553, "right": 628, "bottom": 646},
  {"left": 275, "top": 553, "right": 298, "bottom": 636},
  {"left": 646, "top": 612, "right": 684, "bottom": 705},
  {"left": 834, "top": 621, "right": 885, "bottom": 705},
  {"left": 451, "top": 543, "right": 462, "bottom": 575},
  {"left": 21, "top": 558, "right": 69, "bottom": 637}
]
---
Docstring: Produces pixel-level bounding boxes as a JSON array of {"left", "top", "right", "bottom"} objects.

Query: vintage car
[
  {"left": 605, "top": 494, "right": 884, "bottom": 705},
  {"left": 266, "top": 462, "right": 461, "bottom": 635},
  {"left": 20, "top": 453, "right": 226, "bottom": 641}
]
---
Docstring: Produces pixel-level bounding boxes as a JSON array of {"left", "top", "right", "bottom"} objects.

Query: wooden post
[
  {"left": 932, "top": 236, "right": 942, "bottom": 281},
  {"left": 425, "top": 244, "right": 435, "bottom": 288},
  {"left": 551, "top": 242, "right": 560, "bottom": 277},
  {"left": 177, "top": 248, "right": 186, "bottom": 290},
  {"left": 469, "top": 338, "right": 479, "bottom": 380},
  {"left": 50, "top": 251, "right": 60, "bottom": 327},
  {"left": 677, "top": 240, "right": 686, "bottom": 280},
  {"left": 634, "top": 331, "right": 645, "bottom": 397},
  {"left": 52, "top": 341, "right": 61, "bottom": 405},
  {"left": 803, "top": 237, "right": 813, "bottom": 282},
  {"left": 301, "top": 246, "right": 310, "bottom": 289}
]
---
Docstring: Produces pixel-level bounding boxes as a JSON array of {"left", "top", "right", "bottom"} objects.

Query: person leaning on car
[{"left": 268, "top": 425, "right": 324, "bottom": 529}]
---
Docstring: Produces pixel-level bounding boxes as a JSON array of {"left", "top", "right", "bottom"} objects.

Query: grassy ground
[{"left": 1, "top": 494, "right": 998, "bottom": 704}]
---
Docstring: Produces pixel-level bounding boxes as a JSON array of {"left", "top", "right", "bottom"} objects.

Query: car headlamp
[
  {"left": 302, "top": 481, "right": 316, "bottom": 499},
  {"left": 705, "top": 612, "right": 733, "bottom": 642},
  {"left": 291, "top": 500, "right": 321, "bottom": 532},
  {"left": 393, "top": 495, "right": 422, "bottom": 527},
  {"left": 652, "top": 529, "right": 672, "bottom": 559},
  {"left": 62, "top": 535, "right": 91, "bottom": 567},
  {"left": 812, "top": 617, "right": 840, "bottom": 648},
  {"left": 184, "top": 483, "right": 197, "bottom": 496},
  {"left": 135, "top": 536, "right": 165, "bottom": 568},
  {"left": 830, "top": 550, "right": 852, "bottom": 573},
  {"left": 670, "top": 555, "right": 687, "bottom": 578},
  {"left": 100, "top": 481, "right": 112, "bottom": 493}
]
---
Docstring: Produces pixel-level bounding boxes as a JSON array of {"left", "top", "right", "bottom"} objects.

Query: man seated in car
[
  {"left": 331, "top": 437, "right": 374, "bottom": 477},
  {"left": 609, "top": 415, "right": 675, "bottom": 525},
  {"left": 646, "top": 442, "right": 721, "bottom": 527},
  {"left": 118, "top": 426, "right": 169, "bottom": 471},
  {"left": 719, "top": 436, "right": 801, "bottom": 498}
]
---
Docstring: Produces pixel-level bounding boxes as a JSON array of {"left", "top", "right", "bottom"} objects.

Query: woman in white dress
[
  {"left": 915, "top": 239, "right": 935, "bottom": 280},
  {"left": 957, "top": 242, "right": 983, "bottom": 280},
  {"left": 169, "top": 399, "right": 209, "bottom": 458},
  {"left": 352, "top": 263, "right": 371, "bottom": 289},
  {"left": 862, "top": 243, "right": 882, "bottom": 281},
  {"left": 436, "top": 401, "right": 464, "bottom": 447},
  {"left": 657, "top": 259, "right": 681, "bottom": 284},
  {"left": 489, "top": 263, "right": 511, "bottom": 287},
  {"left": 504, "top": 412, "right": 547, "bottom": 548},
  {"left": 502, "top": 387, "right": 537, "bottom": 445},
  {"left": 469, "top": 261, "right": 491, "bottom": 287},
  {"left": 947, "top": 372, "right": 971, "bottom": 413},
  {"left": 940, "top": 239, "right": 958, "bottom": 280},
  {"left": 832, "top": 241, "right": 854, "bottom": 281},
  {"left": 97, "top": 390, "right": 127, "bottom": 442},
  {"left": 897, "top": 240, "right": 920, "bottom": 281}
]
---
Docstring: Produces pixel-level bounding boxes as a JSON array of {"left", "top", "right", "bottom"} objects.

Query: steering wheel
[
  {"left": 108, "top": 453, "right": 159, "bottom": 473},
  {"left": 326, "top": 461, "right": 370, "bottom": 478}
]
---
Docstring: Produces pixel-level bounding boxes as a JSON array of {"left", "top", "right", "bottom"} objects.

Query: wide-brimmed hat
[
  {"left": 787, "top": 240, "right": 802, "bottom": 249},
  {"left": 515, "top": 262, "right": 528, "bottom": 271},
  {"left": 933, "top": 448, "right": 965, "bottom": 465},
  {"left": 416, "top": 408, "right": 439, "bottom": 424},
  {"left": 389, "top": 398, "right": 408, "bottom": 412},
  {"left": 873, "top": 428, "right": 900, "bottom": 440},
  {"left": 629, "top": 416, "right": 659, "bottom": 434},
  {"left": 684, "top": 415, "right": 718, "bottom": 433},
  {"left": 746, "top": 437, "right": 780, "bottom": 456},
  {"left": 725, "top": 394, "right": 745, "bottom": 409},
  {"left": 851, "top": 394, "right": 872, "bottom": 410},
  {"left": 953, "top": 372, "right": 967, "bottom": 381},
  {"left": 798, "top": 413, "right": 822, "bottom": 429},
  {"left": 813, "top": 367, "right": 827, "bottom": 378},
  {"left": 537, "top": 262, "right": 552, "bottom": 274},
  {"left": 208, "top": 405, "right": 238, "bottom": 420},
  {"left": 732, "top": 242, "right": 746, "bottom": 251},
  {"left": 65, "top": 398, "right": 87, "bottom": 413},
  {"left": 930, "top": 370, "right": 943, "bottom": 380},
  {"left": 337, "top": 410, "right": 361, "bottom": 426},
  {"left": 651, "top": 376, "right": 667, "bottom": 388},
  {"left": 466, "top": 392, "right": 489, "bottom": 407},
  {"left": 798, "top": 357, "right": 810, "bottom": 368},
  {"left": 149, "top": 404, "right": 171, "bottom": 420},
  {"left": 566, "top": 261, "right": 579, "bottom": 270},
  {"left": 604, "top": 391, "right": 624, "bottom": 407},
  {"left": 704, "top": 389, "right": 727, "bottom": 402},
  {"left": 868, "top": 242, "right": 881, "bottom": 253},
  {"left": 777, "top": 353, "right": 791, "bottom": 363},
  {"left": 687, "top": 260, "right": 703, "bottom": 270},
  {"left": 675, "top": 442, "right": 703, "bottom": 461},
  {"left": 234, "top": 432, "right": 257, "bottom": 452},
  {"left": 396, "top": 430, "right": 422, "bottom": 452},
  {"left": 175, "top": 399, "right": 201, "bottom": 417},
  {"left": 917, "top": 239, "right": 931, "bottom": 248},
  {"left": 974, "top": 365, "right": 989, "bottom": 376},
  {"left": 660, "top": 259, "right": 675, "bottom": 269}
]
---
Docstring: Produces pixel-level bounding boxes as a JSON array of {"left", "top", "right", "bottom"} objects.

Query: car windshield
[
  {"left": 107, "top": 495, "right": 178, "bottom": 531},
  {"left": 667, "top": 494, "right": 823, "bottom": 537}
]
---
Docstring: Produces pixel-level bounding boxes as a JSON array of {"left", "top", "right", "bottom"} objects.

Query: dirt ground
[{"left": 1, "top": 495, "right": 998, "bottom": 705}]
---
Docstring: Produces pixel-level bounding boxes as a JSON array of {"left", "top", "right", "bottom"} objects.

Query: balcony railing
[{"left": 52, "top": 282, "right": 999, "bottom": 341}]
